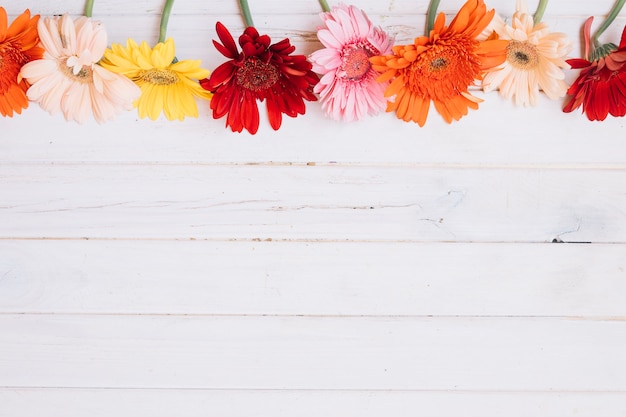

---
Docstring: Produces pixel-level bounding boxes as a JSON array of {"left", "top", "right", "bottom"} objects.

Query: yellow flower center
[
  {"left": 507, "top": 41, "right": 539, "bottom": 69},
  {"left": 236, "top": 58, "right": 279, "bottom": 91},
  {"left": 60, "top": 58, "right": 93, "bottom": 83},
  {"left": 140, "top": 68, "right": 179, "bottom": 85}
]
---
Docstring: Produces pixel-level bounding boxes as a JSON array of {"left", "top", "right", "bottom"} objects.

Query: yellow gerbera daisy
[{"left": 101, "top": 38, "right": 212, "bottom": 121}]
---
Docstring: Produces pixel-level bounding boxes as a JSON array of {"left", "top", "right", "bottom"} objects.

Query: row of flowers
[{"left": 1, "top": 0, "right": 626, "bottom": 133}]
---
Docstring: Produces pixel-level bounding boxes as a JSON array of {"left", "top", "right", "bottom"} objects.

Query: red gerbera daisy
[
  {"left": 201, "top": 22, "right": 318, "bottom": 134},
  {"left": 0, "top": 7, "right": 43, "bottom": 117},
  {"left": 563, "top": 17, "right": 626, "bottom": 121}
]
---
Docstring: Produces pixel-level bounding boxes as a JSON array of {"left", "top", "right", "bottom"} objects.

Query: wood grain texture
[
  {"left": 2, "top": 314, "right": 626, "bottom": 391},
  {"left": 1, "top": 389, "right": 625, "bottom": 417},
  {"left": 3, "top": 94, "right": 626, "bottom": 166},
  {"left": 1, "top": 164, "right": 625, "bottom": 242},
  {"left": 1, "top": 240, "right": 625, "bottom": 316}
]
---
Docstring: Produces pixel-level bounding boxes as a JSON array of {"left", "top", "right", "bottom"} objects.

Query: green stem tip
[
  {"left": 158, "top": 0, "right": 175, "bottom": 43},
  {"left": 593, "top": 0, "right": 626, "bottom": 48},
  {"left": 426, "top": 0, "right": 441, "bottom": 35},
  {"left": 319, "top": 0, "right": 331, "bottom": 13},
  {"left": 84, "top": 0, "right": 94, "bottom": 17},
  {"left": 533, "top": 0, "right": 548, "bottom": 25},
  {"left": 239, "top": 0, "right": 255, "bottom": 28}
]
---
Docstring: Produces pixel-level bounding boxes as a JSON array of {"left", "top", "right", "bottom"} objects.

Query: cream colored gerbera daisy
[
  {"left": 101, "top": 38, "right": 212, "bottom": 121},
  {"left": 482, "top": 0, "right": 572, "bottom": 106},
  {"left": 19, "top": 14, "right": 140, "bottom": 123}
]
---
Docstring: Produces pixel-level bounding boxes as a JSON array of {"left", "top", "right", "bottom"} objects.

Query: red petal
[
  {"left": 227, "top": 90, "right": 244, "bottom": 133},
  {"left": 241, "top": 91, "right": 260, "bottom": 134},
  {"left": 591, "top": 81, "right": 610, "bottom": 121},
  {"left": 266, "top": 95, "right": 283, "bottom": 130},
  {"left": 215, "top": 22, "right": 239, "bottom": 59},
  {"left": 207, "top": 61, "right": 236, "bottom": 90},
  {"left": 567, "top": 58, "right": 592, "bottom": 69}
]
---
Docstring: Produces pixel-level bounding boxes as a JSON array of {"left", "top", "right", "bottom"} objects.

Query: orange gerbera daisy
[
  {"left": 0, "top": 7, "right": 42, "bottom": 117},
  {"left": 370, "top": 0, "right": 507, "bottom": 126}
]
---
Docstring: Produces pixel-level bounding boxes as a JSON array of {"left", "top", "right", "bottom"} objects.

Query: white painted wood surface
[{"left": 1, "top": 0, "right": 626, "bottom": 415}]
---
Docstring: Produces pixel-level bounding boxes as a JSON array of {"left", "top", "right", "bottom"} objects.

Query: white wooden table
[{"left": 1, "top": 1, "right": 625, "bottom": 415}]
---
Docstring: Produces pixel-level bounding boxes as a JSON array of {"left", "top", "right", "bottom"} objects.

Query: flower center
[
  {"left": 507, "top": 41, "right": 539, "bottom": 69},
  {"left": 406, "top": 35, "right": 480, "bottom": 101},
  {"left": 0, "top": 44, "right": 30, "bottom": 92},
  {"left": 342, "top": 47, "right": 372, "bottom": 80},
  {"left": 429, "top": 57, "right": 450, "bottom": 71},
  {"left": 236, "top": 58, "right": 279, "bottom": 91},
  {"left": 140, "top": 68, "right": 179, "bottom": 85},
  {"left": 60, "top": 58, "right": 93, "bottom": 83}
]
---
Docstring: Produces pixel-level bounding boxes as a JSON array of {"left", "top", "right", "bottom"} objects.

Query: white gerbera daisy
[
  {"left": 482, "top": 0, "right": 572, "bottom": 106},
  {"left": 20, "top": 14, "right": 140, "bottom": 123}
]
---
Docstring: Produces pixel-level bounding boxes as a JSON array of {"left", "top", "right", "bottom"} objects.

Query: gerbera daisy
[
  {"left": 0, "top": 7, "right": 43, "bottom": 117},
  {"left": 370, "top": 0, "right": 508, "bottom": 126},
  {"left": 309, "top": 4, "right": 393, "bottom": 121},
  {"left": 200, "top": 22, "right": 319, "bottom": 134},
  {"left": 101, "top": 38, "right": 212, "bottom": 121},
  {"left": 481, "top": 0, "right": 572, "bottom": 106},
  {"left": 20, "top": 14, "right": 140, "bottom": 124},
  {"left": 564, "top": 17, "right": 626, "bottom": 121}
]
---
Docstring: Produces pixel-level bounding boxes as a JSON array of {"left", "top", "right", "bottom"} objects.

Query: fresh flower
[
  {"left": 482, "top": 0, "right": 572, "bottom": 106},
  {"left": 200, "top": 22, "right": 319, "bottom": 134},
  {"left": 101, "top": 38, "right": 212, "bottom": 121},
  {"left": 563, "top": 17, "right": 626, "bottom": 121},
  {"left": 20, "top": 14, "right": 140, "bottom": 123},
  {"left": 370, "top": 0, "right": 508, "bottom": 126},
  {"left": 309, "top": 4, "right": 393, "bottom": 121},
  {"left": 0, "top": 7, "right": 43, "bottom": 117}
]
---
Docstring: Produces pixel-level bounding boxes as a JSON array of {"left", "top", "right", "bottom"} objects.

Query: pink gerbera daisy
[{"left": 309, "top": 4, "right": 392, "bottom": 121}]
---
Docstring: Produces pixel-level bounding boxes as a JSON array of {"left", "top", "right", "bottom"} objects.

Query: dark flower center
[
  {"left": 429, "top": 57, "right": 450, "bottom": 71},
  {"left": 236, "top": 58, "right": 279, "bottom": 91},
  {"left": 407, "top": 35, "right": 480, "bottom": 101},
  {"left": 140, "top": 68, "right": 179, "bottom": 85},
  {"left": 507, "top": 41, "right": 539, "bottom": 69}
]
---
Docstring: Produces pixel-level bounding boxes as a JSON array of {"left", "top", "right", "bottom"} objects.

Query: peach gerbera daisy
[
  {"left": 0, "top": 7, "right": 43, "bottom": 117},
  {"left": 370, "top": 0, "right": 508, "bottom": 126},
  {"left": 309, "top": 4, "right": 393, "bottom": 121},
  {"left": 481, "top": 0, "right": 572, "bottom": 106},
  {"left": 20, "top": 14, "right": 140, "bottom": 123}
]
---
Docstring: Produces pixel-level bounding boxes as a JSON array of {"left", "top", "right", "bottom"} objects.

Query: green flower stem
[
  {"left": 426, "top": 0, "right": 441, "bottom": 35},
  {"left": 158, "top": 0, "right": 175, "bottom": 43},
  {"left": 240, "top": 0, "right": 255, "bottom": 27},
  {"left": 593, "top": 0, "right": 626, "bottom": 47},
  {"left": 533, "top": 0, "right": 549, "bottom": 24},
  {"left": 319, "top": 0, "right": 331, "bottom": 13},
  {"left": 84, "top": 0, "right": 94, "bottom": 17}
]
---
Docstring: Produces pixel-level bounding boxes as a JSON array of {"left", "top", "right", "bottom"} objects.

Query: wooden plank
[
  {"left": 4, "top": 92, "right": 626, "bottom": 166},
  {"left": 1, "top": 240, "right": 625, "bottom": 317},
  {"left": 1, "top": 165, "right": 624, "bottom": 242},
  {"left": 1, "top": 389, "right": 625, "bottom": 417},
  {"left": 1, "top": 315, "right": 625, "bottom": 391}
]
